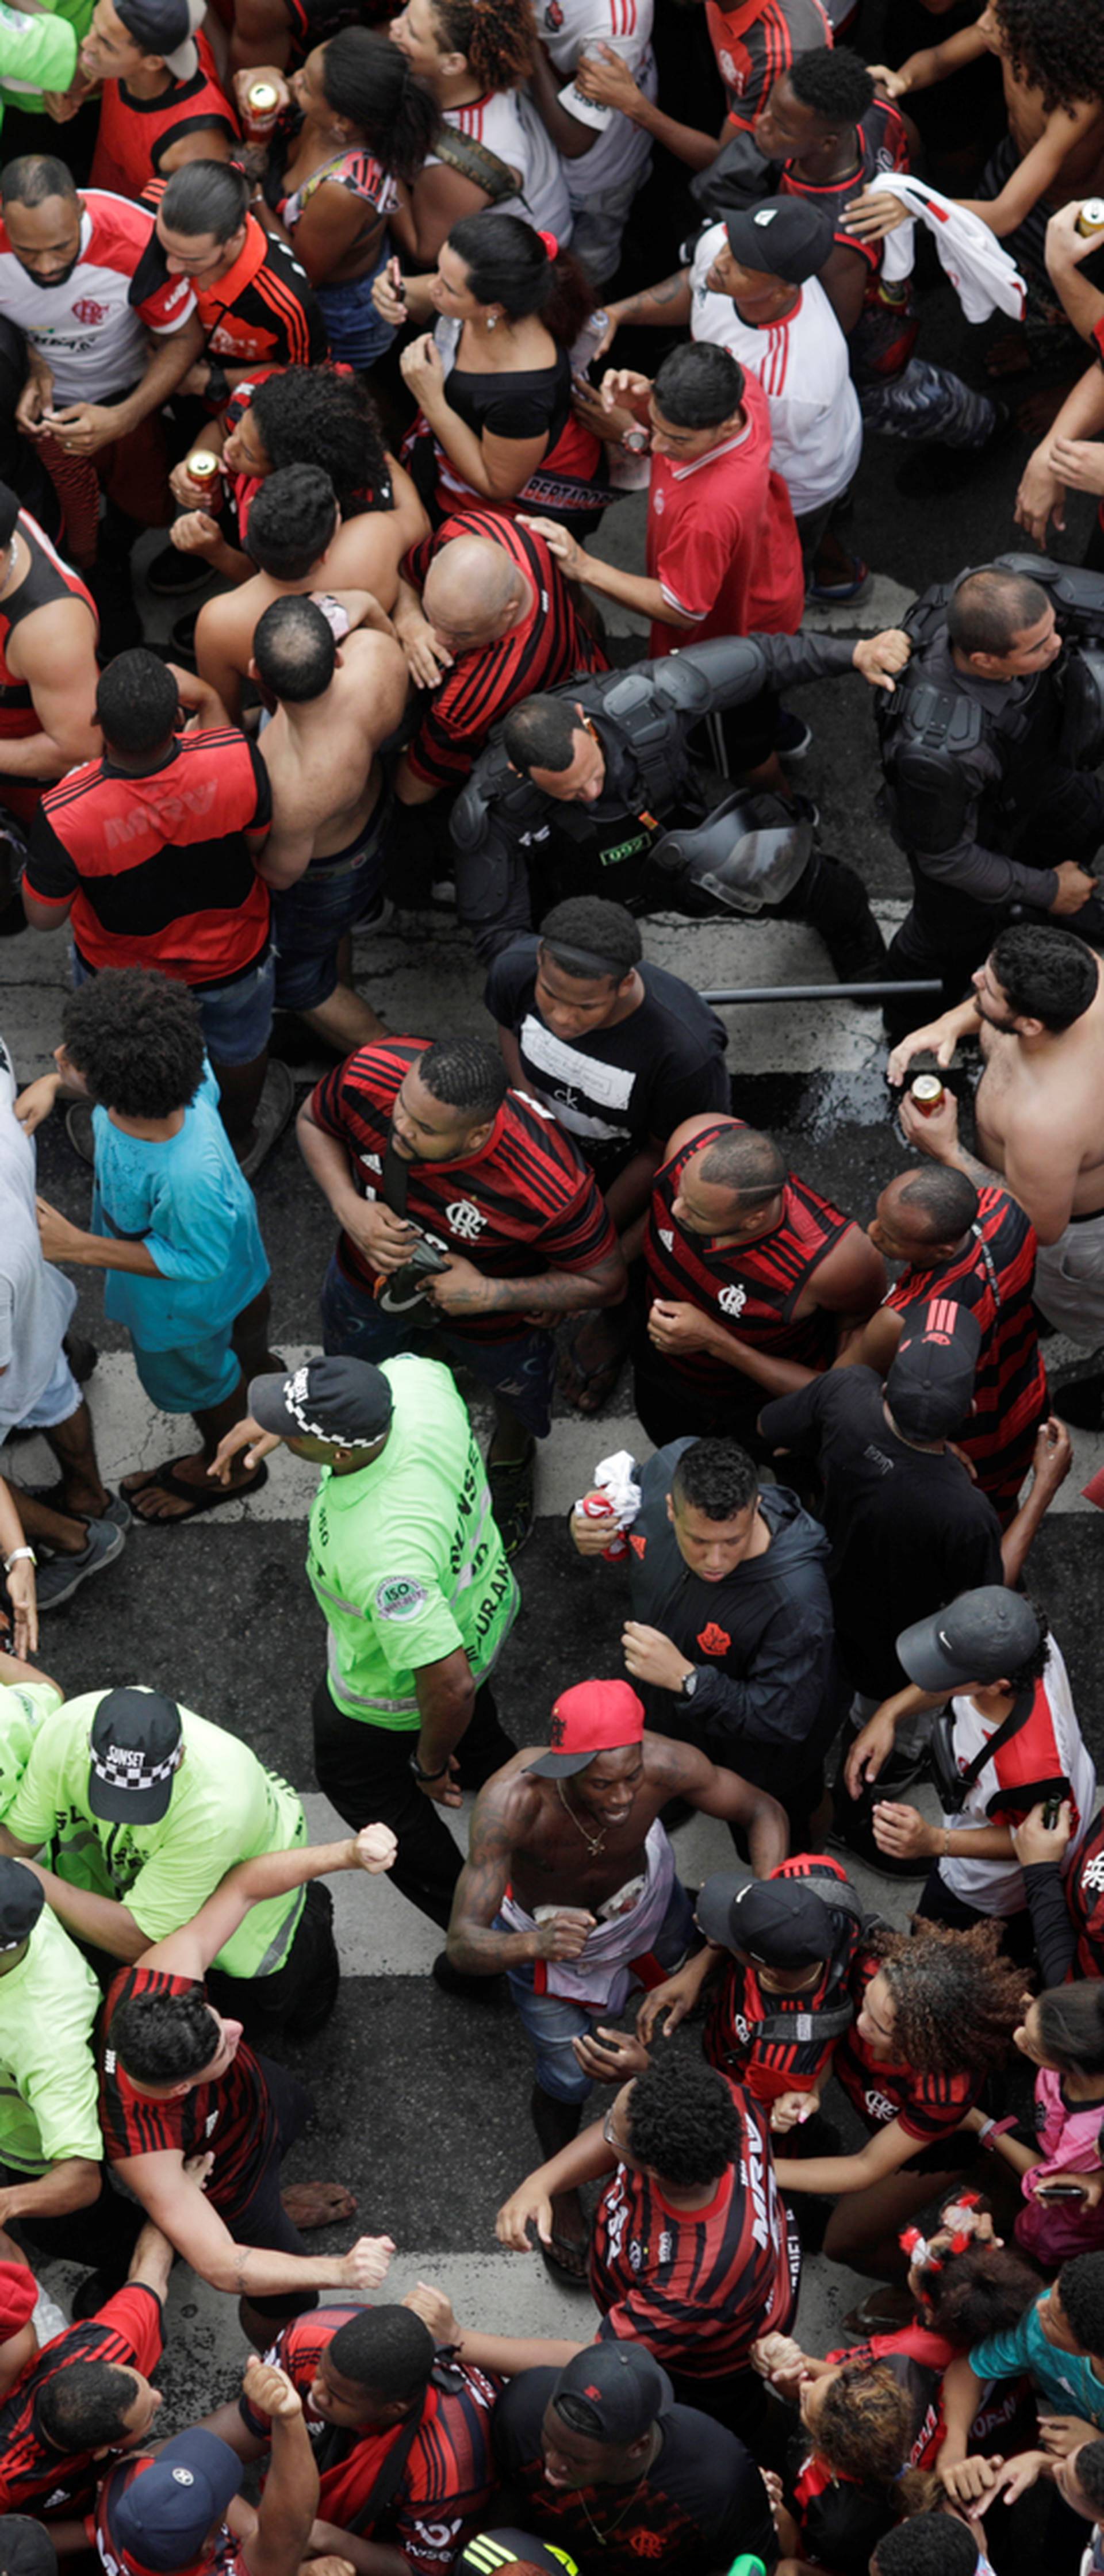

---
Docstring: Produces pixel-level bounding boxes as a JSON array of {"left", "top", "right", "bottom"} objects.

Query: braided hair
[{"left": 429, "top": 0, "right": 536, "bottom": 90}]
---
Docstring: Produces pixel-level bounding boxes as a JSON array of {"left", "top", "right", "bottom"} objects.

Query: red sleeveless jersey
[
  {"left": 884, "top": 1184, "right": 1046, "bottom": 1520},
  {"left": 0, "top": 510, "right": 96, "bottom": 741},
  {"left": 643, "top": 1118, "right": 854, "bottom": 1386},
  {"left": 91, "top": 33, "right": 239, "bottom": 201}
]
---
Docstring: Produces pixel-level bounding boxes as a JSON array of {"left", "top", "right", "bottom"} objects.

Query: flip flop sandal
[
  {"left": 121, "top": 1458, "right": 269, "bottom": 1522},
  {"left": 557, "top": 1315, "right": 628, "bottom": 1414},
  {"left": 539, "top": 2229, "right": 593, "bottom": 2286}
]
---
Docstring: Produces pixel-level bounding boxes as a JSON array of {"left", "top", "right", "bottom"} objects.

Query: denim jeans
[{"left": 504, "top": 1874, "right": 696, "bottom": 2103}]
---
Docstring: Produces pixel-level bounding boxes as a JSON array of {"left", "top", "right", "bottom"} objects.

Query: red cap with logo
[{"left": 527, "top": 1679, "right": 645, "bottom": 1778}]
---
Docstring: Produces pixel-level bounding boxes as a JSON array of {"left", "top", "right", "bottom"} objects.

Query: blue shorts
[
  {"left": 0, "top": 1343, "right": 81, "bottom": 1441},
  {"left": 131, "top": 1328, "right": 242, "bottom": 1415},
  {"left": 320, "top": 1251, "right": 557, "bottom": 1439},
  {"left": 72, "top": 948, "right": 274, "bottom": 1070},
  {"left": 503, "top": 1876, "right": 697, "bottom": 2103},
  {"left": 317, "top": 249, "right": 396, "bottom": 370},
  {"left": 273, "top": 792, "right": 392, "bottom": 1011}
]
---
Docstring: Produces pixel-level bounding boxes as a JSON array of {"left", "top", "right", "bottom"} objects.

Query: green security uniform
[
  {"left": 306, "top": 1354, "right": 519, "bottom": 1723},
  {"left": 0, "top": 1901, "right": 101, "bottom": 2178},
  {"left": 5, "top": 1693, "right": 307, "bottom": 1978}
]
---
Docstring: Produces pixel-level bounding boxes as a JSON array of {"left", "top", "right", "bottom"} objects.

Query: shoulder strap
[
  {"left": 940, "top": 1681, "right": 1037, "bottom": 1808},
  {"left": 343, "top": 2395, "right": 425, "bottom": 2535},
  {"left": 434, "top": 122, "right": 520, "bottom": 205},
  {"left": 749, "top": 1992, "right": 856, "bottom": 2049}
]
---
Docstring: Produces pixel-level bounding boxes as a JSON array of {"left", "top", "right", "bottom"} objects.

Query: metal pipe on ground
[{"left": 699, "top": 980, "right": 943, "bottom": 1005}]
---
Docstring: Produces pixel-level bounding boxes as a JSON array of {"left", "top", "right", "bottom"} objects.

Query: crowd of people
[{"left": 1, "top": 0, "right": 1104, "bottom": 2570}]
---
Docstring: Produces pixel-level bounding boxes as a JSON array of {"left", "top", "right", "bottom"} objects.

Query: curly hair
[
  {"left": 1058, "top": 2252, "right": 1104, "bottom": 2356},
  {"left": 417, "top": 1035, "right": 509, "bottom": 1118},
  {"left": 429, "top": 0, "right": 535, "bottom": 90},
  {"left": 814, "top": 2360, "right": 936, "bottom": 2515},
  {"left": 671, "top": 1438, "right": 758, "bottom": 1521},
  {"left": 991, "top": 0, "right": 1104, "bottom": 114},
  {"left": 249, "top": 366, "right": 392, "bottom": 517},
  {"left": 62, "top": 969, "right": 205, "bottom": 1122},
  {"left": 873, "top": 2512, "right": 979, "bottom": 2576},
  {"left": 111, "top": 1987, "right": 222, "bottom": 2086},
  {"left": 869, "top": 1918, "right": 1023, "bottom": 2077},
  {"left": 626, "top": 2053, "right": 738, "bottom": 2188},
  {"left": 917, "top": 2240, "right": 1040, "bottom": 2346}
]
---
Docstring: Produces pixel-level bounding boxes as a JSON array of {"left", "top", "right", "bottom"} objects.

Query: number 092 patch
[{"left": 375, "top": 1575, "right": 429, "bottom": 1620}]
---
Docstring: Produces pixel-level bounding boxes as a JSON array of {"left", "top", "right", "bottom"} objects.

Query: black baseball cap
[
  {"left": 249, "top": 1358, "right": 393, "bottom": 1449},
  {"left": 896, "top": 1586, "right": 1041, "bottom": 1693},
  {"left": 886, "top": 1302, "right": 982, "bottom": 1441},
  {"left": 88, "top": 1689, "right": 182, "bottom": 1825},
  {"left": 111, "top": 2432, "right": 243, "bottom": 2574},
  {"left": 551, "top": 2343, "right": 672, "bottom": 2445},
  {"left": 722, "top": 195, "right": 834, "bottom": 283},
  {"left": 0, "top": 1858, "right": 44, "bottom": 1953},
  {"left": 457, "top": 2537, "right": 580, "bottom": 2576},
  {"left": 696, "top": 1869, "right": 835, "bottom": 1965},
  {"left": 0, "top": 2521, "right": 57, "bottom": 2576},
  {"left": 113, "top": 0, "right": 202, "bottom": 74}
]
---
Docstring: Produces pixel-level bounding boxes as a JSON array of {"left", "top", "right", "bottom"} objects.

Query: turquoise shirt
[{"left": 971, "top": 2295, "right": 1104, "bottom": 2425}]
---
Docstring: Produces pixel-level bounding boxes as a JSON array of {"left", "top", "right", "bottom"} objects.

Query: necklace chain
[
  {"left": 556, "top": 1774, "right": 607, "bottom": 1856},
  {"left": 572, "top": 2470, "right": 649, "bottom": 2545}
]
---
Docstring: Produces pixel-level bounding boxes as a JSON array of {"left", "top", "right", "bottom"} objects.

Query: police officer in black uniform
[
  {"left": 450, "top": 628, "right": 911, "bottom": 972},
  {"left": 878, "top": 558, "right": 1104, "bottom": 1037}
]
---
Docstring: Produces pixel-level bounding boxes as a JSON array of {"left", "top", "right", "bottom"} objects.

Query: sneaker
[
  {"left": 145, "top": 546, "right": 214, "bottom": 599},
  {"left": 65, "top": 1102, "right": 95, "bottom": 1166},
  {"left": 34, "top": 1517, "right": 125, "bottom": 1611},
  {"left": 776, "top": 708, "right": 813, "bottom": 761},
  {"left": 237, "top": 1059, "right": 297, "bottom": 1183},
  {"left": 486, "top": 1437, "right": 536, "bottom": 1558}
]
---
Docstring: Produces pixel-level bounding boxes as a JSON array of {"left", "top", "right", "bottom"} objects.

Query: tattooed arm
[
  {"left": 109, "top": 2147, "right": 393, "bottom": 2300},
  {"left": 445, "top": 1776, "right": 566, "bottom": 1976},
  {"left": 602, "top": 269, "right": 693, "bottom": 344}
]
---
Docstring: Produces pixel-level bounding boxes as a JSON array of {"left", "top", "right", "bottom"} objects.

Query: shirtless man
[
  {"left": 444, "top": 1676, "right": 786, "bottom": 2275},
  {"left": 251, "top": 596, "right": 408, "bottom": 1054},
  {"left": 194, "top": 463, "right": 397, "bottom": 726},
  {"left": 889, "top": 923, "right": 1104, "bottom": 1425},
  {"left": 0, "top": 485, "right": 100, "bottom": 854}
]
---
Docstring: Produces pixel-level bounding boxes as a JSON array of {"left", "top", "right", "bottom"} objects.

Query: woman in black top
[{"left": 377, "top": 210, "right": 610, "bottom": 531}]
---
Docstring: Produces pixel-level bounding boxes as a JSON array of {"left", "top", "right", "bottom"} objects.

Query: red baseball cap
[
  {"left": 527, "top": 1680, "right": 645, "bottom": 1777},
  {"left": 0, "top": 2264, "right": 37, "bottom": 2343}
]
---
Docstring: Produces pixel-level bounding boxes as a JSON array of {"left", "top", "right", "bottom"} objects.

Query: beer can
[
  {"left": 579, "top": 1492, "right": 628, "bottom": 1560},
  {"left": 1077, "top": 200, "right": 1104, "bottom": 237},
  {"left": 244, "top": 79, "right": 281, "bottom": 139},
  {"left": 186, "top": 450, "right": 224, "bottom": 504},
  {"left": 910, "top": 1074, "right": 945, "bottom": 1115}
]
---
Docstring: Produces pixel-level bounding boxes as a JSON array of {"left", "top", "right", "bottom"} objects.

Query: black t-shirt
[
  {"left": 445, "top": 347, "right": 572, "bottom": 450},
  {"left": 759, "top": 1367, "right": 1003, "bottom": 1700},
  {"left": 484, "top": 938, "right": 730, "bottom": 1183},
  {"left": 491, "top": 2368, "right": 775, "bottom": 2576}
]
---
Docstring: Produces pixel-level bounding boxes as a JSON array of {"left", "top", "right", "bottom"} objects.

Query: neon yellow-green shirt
[
  {"left": 0, "top": 1900, "right": 101, "bottom": 2173},
  {"left": 5, "top": 1693, "right": 308, "bottom": 1977},
  {"left": 306, "top": 1355, "right": 519, "bottom": 1726},
  {"left": 0, "top": 1678, "right": 62, "bottom": 1827}
]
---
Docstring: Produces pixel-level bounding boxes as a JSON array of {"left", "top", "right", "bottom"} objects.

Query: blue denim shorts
[
  {"left": 503, "top": 1876, "right": 697, "bottom": 2103},
  {"left": 273, "top": 792, "right": 392, "bottom": 1011},
  {"left": 72, "top": 947, "right": 274, "bottom": 1069},
  {"left": 320, "top": 1251, "right": 557, "bottom": 1438}
]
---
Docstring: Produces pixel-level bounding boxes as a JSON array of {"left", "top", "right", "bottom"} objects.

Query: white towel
[{"left": 867, "top": 172, "right": 1026, "bottom": 322}]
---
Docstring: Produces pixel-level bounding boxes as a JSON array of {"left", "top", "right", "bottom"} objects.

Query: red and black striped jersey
[
  {"left": 402, "top": 510, "right": 607, "bottom": 791},
  {"left": 706, "top": 0, "right": 830, "bottom": 129},
  {"left": 704, "top": 1857, "right": 861, "bottom": 2106},
  {"left": 99, "top": 1966, "right": 277, "bottom": 2215},
  {"left": 778, "top": 99, "right": 910, "bottom": 271},
  {"left": 143, "top": 196, "right": 325, "bottom": 372},
  {"left": 825, "top": 2325, "right": 1036, "bottom": 2471},
  {"left": 591, "top": 2089, "right": 798, "bottom": 2376},
  {"left": 238, "top": 2310, "right": 500, "bottom": 2576},
  {"left": 834, "top": 1953, "right": 981, "bottom": 2145},
  {"left": 884, "top": 1187, "right": 1046, "bottom": 1521},
  {"left": 1064, "top": 1810, "right": 1104, "bottom": 1979},
  {"left": 643, "top": 1120, "right": 854, "bottom": 1386},
  {"left": 25, "top": 728, "right": 271, "bottom": 986},
  {"left": 91, "top": 32, "right": 239, "bottom": 201},
  {"left": 310, "top": 1038, "right": 618, "bottom": 1342},
  {"left": 0, "top": 2284, "right": 163, "bottom": 2517},
  {"left": 789, "top": 2440, "right": 897, "bottom": 2573},
  {"left": 92, "top": 2450, "right": 241, "bottom": 2576}
]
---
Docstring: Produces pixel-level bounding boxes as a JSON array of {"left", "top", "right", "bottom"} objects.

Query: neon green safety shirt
[
  {"left": 0, "top": 1678, "right": 62, "bottom": 1826},
  {"left": 0, "top": 1901, "right": 102, "bottom": 2174},
  {"left": 306, "top": 1355, "right": 519, "bottom": 1726},
  {"left": 5, "top": 1692, "right": 308, "bottom": 1978}
]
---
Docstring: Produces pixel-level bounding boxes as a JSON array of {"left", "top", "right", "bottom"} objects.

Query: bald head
[{"left": 423, "top": 536, "right": 530, "bottom": 651}]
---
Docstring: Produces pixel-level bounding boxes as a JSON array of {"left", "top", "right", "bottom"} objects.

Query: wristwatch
[
  {"left": 680, "top": 1667, "right": 699, "bottom": 1700},
  {"left": 409, "top": 1751, "right": 450, "bottom": 1782}
]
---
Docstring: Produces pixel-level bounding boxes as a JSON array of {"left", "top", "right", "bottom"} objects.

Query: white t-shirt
[
  {"left": 689, "top": 223, "right": 861, "bottom": 517},
  {"left": 0, "top": 190, "right": 194, "bottom": 403},
  {"left": 539, "top": 0, "right": 656, "bottom": 202},
  {"left": 938, "top": 1637, "right": 1097, "bottom": 1914},
  {"left": 0, "top": 1034, "right": 76, "bottom": 1438},
  {"left": 431, "top": 89, "right": 573, "bottom": 243}
]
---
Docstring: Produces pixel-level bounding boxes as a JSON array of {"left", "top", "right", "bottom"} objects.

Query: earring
[{"left": 486, "top": 312, "right": 497, "bottom": 329}]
